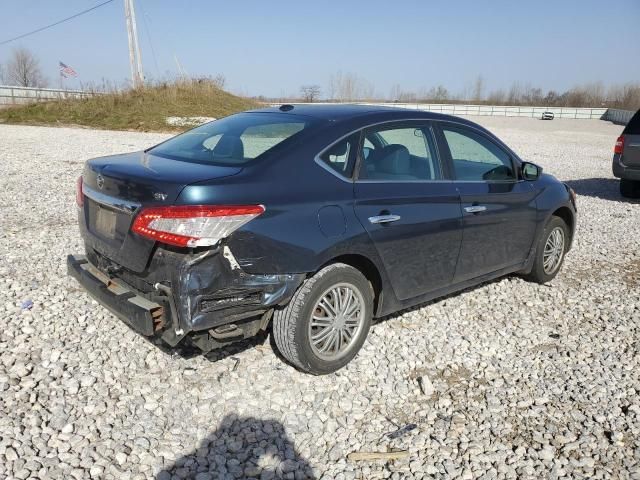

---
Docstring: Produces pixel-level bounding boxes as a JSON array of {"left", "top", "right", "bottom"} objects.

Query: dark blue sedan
[{"left": 68, "top": 105, "right": 577, "bottom": 374}]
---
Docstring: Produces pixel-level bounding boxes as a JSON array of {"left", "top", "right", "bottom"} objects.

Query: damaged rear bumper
[
  {"left": 67, "top": 246, "right": 305, "bottom": 349},
  {"left": 67, "top": 254, "right": 163, "bottom": 337}
]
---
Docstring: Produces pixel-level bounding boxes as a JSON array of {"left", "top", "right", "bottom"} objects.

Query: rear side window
[
  {"left": 150, "top": 113, "right": 318, "bottom": 166},
  {"left": 442, "top": 127, "right": 515, "bottom": 181},
  {"left": 319, "top": 133, "right": 359, "bottom": 177},
  {"left": 358, "top": 125, "right": 441, "bottom": 181}
]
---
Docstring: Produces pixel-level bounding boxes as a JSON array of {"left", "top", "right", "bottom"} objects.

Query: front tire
[
  {"left": 272, "top": 263, "right": 373, "bottom": 375},
  {"left": 525, "top": 216, "right": 570, "bottom": 284},
  {"left": 620, "top": 179, "right": 640, "bottom": 199}
]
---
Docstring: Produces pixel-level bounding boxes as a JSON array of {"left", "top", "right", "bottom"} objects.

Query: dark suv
[
  {"left": 68, "top": 105, "right": 577, "bottom": 374},
  {"left": 613, "top": 109, "right": 640, "bottom": 198}
]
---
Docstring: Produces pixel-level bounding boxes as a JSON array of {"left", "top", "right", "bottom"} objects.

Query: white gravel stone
[{"left": 0, "top": 118, "right": 638, "bottom": 479}]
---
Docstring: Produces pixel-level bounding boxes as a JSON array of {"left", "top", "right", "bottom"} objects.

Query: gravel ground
[{"left": 1, "top": 117, "right": 639, "bottom": 480}]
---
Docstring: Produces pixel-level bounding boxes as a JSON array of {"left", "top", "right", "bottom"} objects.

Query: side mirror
[{"left": 521, "top": 162, "right": 542, "bottom": 181}]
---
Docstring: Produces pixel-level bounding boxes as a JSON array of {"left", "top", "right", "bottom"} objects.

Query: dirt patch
[{"left": 623, "top": 258, "right": 640, "bottom": 288}]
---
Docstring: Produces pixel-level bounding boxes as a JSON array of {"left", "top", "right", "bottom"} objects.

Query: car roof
[{"left": 247, "top": 103, "right": 462, "bottom": 123}]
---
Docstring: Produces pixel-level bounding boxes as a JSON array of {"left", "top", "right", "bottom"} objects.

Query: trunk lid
[
  {"left": 84, "top": 151, "right": 241, "bottom": 202},
  {"left": 81, "top": 151, "right": 241, "bottom": 272}
]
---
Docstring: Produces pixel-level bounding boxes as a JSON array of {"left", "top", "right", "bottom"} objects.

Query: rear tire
[
  {"left": 524, "top": 216, "right": 570, "bottom": 284},
  {"left": 620, "top": 179, "right": 640, "bottom": 199},
  {"left": 272, "top": 263, "right": 373, "bottom": 375}
]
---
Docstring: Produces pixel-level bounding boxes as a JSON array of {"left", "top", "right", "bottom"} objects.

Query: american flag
[{"left": 59, "top": 61, "right": 78, "bottom": 78}]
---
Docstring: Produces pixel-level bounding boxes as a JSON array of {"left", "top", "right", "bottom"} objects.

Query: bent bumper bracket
[{"left": 67, "top": 254, "right": 166, "bottom": 337}]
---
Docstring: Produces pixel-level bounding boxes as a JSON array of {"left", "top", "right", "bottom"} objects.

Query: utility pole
[{"left": 124, "top": 0, "right": 144, "bottom": 88}]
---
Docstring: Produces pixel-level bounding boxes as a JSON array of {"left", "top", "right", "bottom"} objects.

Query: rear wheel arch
[{"left": 318, "top": 254, "right": 383, "bottom": 316}]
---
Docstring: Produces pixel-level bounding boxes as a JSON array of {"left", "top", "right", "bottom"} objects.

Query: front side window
[
  {"left": 358, "top": 125, "right": 441, "bottom": 181},
  {"left": 150, "top": 113, "right": 319, "bottom": 166},
  {"left": 442, "top": 126, "right": 515, "bottom": 181}
]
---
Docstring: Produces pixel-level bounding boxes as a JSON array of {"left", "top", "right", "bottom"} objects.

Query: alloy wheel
[
  {"left": 543, "top": 226, "right": 565, "bottom": 274},
  {"left": 308, "top": 283, "right": 366, "bottom": 361}
]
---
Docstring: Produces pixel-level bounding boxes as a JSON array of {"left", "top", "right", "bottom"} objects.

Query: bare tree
[
  {"left": 472, "top": 75, "right": 484, "bottom": 101},
  {"left": 607, "top": 83, "right": 640, "bottom": 110},
  {"left": 300, "top": 84, "right": 321, "bottom": 102},
  {"left": 211, "top": 74, "right": 226, "bottom": 89},
  {"left": 389, "top": 84, "right": 402, "bottom": 101},
  {"left": 327, "top": 76, "right": 336, "bottom": 101},
  {"left": 5, "top": 47, "right": 47, "bottom": 87},
  {"left": 507, "top": 82, "right": 522, "bottom": 105},
  {"left": 360, "top": 80, "right": 375, "bottom": 100},
  {"left": 339, "top": 72, "right": 355, "bottom": 100},
  {"left": 400, "top": 91, "right": 417, "bottom": 102},
  {"left": 543, "top": 90, "right": 560, "bottom": 105},
  {"left": 486, "top": 88, "right": 506, "bottom": 104},
  {"left": 328, "top": 71, "right": 375, "bottom": 101},
  {"left": 0, "top": 63, "right": 5, "bottom": 84},
  {"left": 424, "top": 85, "right": 450, "bottom": 102}
]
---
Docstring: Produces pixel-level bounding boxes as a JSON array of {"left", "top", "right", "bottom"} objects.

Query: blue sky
[{"left": 1, "top": 0, "right": 639, "bottom": 98}]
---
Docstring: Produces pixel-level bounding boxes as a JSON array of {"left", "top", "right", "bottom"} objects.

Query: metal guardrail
[
  {"left": 272, "top": 102, "right": 617, "bottom": 120},
  {"left": 366, "top": 103, "right": 608, "bottom": 119},
  {"left": 0, "top": 85, "right": 98, "bottom": 105},
  {"left": 277, "top": 102, "right": 608, "bottom": 119},
  {"left": 601, "top": 108, "right": 636, "bottom": 125}
]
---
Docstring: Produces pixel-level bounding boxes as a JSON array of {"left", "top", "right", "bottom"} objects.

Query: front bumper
[
  {"left": 67, "top": 254, "right": 163, "bottom": 337},
  {"left": 612, "top": 155, "right": 640, "bottom": 180}
]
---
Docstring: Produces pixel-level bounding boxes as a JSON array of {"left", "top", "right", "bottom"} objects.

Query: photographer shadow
[{"left": 157, "top": 414, "right": 315, "bottom": 479}]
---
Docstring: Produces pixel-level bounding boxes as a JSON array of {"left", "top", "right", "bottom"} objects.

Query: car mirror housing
[{"left": 521, "top": 162, "right": 542, "bottom": 181}]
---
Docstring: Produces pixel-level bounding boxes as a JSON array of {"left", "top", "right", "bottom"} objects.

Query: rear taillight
[
  {"left": 131, "top": 205, "right": 265, "bottom": 248},
  {"left": 76, "top": 176, "right": 84, "bottom": 207},
  {"left": 614, "top": 135, "right": 625, "bottom": 155}
]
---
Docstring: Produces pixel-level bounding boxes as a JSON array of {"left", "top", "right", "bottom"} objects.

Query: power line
[{"left": 0, "top": 0, "right": 116, "bottom": 47}]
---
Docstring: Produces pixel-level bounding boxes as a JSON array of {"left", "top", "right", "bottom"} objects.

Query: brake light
[
  {"left": 131, "top": 205, "right": 265, "bottom": 248},
  {"left": 76, "top": 176, "right": 84, "bottom": 207},
  {"left": 614, "top": 135, "right": 625, "bottom": 154}
]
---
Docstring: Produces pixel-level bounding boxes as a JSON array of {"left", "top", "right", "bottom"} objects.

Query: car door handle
[
  {"left": 368, "top": 214, "right": 401, "bottom": 224},
  {"left": 464, "top": 205, "right": 487, "bottom": 214}
]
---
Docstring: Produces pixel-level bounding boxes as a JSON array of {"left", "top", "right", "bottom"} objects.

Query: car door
[
  {"left": 434, "top": 122, "right": 538, "bottom": 282},
  {"left": 353, "top": 122, "right": 463, "bottom": 301}
]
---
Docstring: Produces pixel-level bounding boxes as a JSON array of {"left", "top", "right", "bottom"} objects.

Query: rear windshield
[
  {"left": 623, "top": 109, "right": 640, "bottom": 135},
  {"left": 150, "top": 113, "right": 318, "bottom": 165}
]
